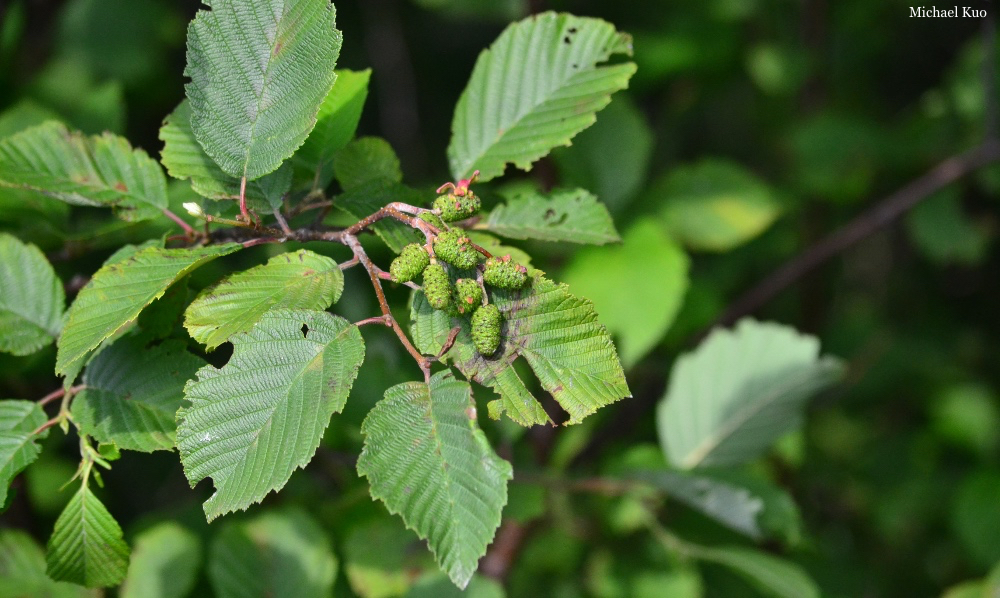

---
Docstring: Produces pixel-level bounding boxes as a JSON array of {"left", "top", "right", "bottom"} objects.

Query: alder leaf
[
  {"left": 335, "top": 181, "right": 425, "bottom": 252},
  {"left": 184, "top": 249, "right": 344, "bottom": 350},
  {"left": 0, "top": 121, "right": 167, "bottom": 221},
  {"left": 46, "top": 483, "right": 130, "bottom": 588},
  {"left": 0, "top": 233, "right": 64, "bottom": 356},
  {"left": 185, "top": 0, "right": 343, "bottom": 180},
  {"left": 208, "top": 509, "right": 337, "bottom": 598},
  {"left": 358, "top": 372, "right": 512, "bottom": 588},
  {"left": 690, "top": 545, "right": 819, "bottom": 598},
  {"left": 159, "top": 100, "right": 292, "bottom": 212},
  {"left": 0, "top": 400, "right": 49, "bottom": 507},
  {"left": 56, "top": 243, "right": 241, "bottom": 377},
  {"left": 177, "top": 309, "right": 365, "bottom": 521},
  {"left": 448, "top": 12, "right": 636, "bottom": 181},
  {"left": 293, "top": 69, "right": 372, "bottom": 190},
  {"left": 410, "top": 272, "right": 631, "bottom": 426},
  {"left": 657, "top": 319, "right": 844, "bottom": 469},
  {"left": 71, "top": 337, "right": 206, "bottom": 452},
  {"left": 120, "top": 522, "right": 202, "bottom": 598},
  {"left": 333, "top": 137, "right": 402, "bottom": 192},
  {"left": 482, "top": 188, "right": 619, "bottom": 244}
]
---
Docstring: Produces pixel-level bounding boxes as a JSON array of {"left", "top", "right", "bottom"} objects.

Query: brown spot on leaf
[{"left": 114, "top": 181, "right": 128, "bottom": 192}]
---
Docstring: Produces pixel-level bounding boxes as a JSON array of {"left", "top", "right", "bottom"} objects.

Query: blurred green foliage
[{"left": 0, "top": 0, "right": 998, "bottom": 596}]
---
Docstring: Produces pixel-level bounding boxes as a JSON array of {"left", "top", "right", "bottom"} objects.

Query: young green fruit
[
  {"left": 453, "top": 278, "right": 483, "bottom": 315},
  {"left": 433, "top": 229, "right": 479, "bottom": 269},
  {"left": 483, "top": 255, "right": 528, "bottom": 289},
  {"left": 433, "top": 191, "right": 481, "bottom": 222},
  {"left": 471, "top": 303, "right": 502, "bottom": 356},
  {"left": 422, "top": 263, "right": 452, "bottom": 310},
  {"left": 418, "top": 211, "right": 447, "bottom": 231},
  {"left": 389, "top": 243, "right": 430, "bottom": 283}
]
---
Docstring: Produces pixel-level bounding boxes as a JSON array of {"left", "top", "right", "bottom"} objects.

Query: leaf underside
[
  {"left": 448, "top": 12, "right": 636, "bottom": 181},
  {"left": 358, "top": 372, "right": 512, "bottom": 588},
  {"left": 185, "top": 0, "right": 343, "bottom": 180},
  {"left": 177, "top": 309, "right": 365, "bottom": 521},
  {"left": 658, "top": 318, "right": 844, "bottom": 469},
  {"left": 410, "top": 272, "right": 631, "bottom": 426}
]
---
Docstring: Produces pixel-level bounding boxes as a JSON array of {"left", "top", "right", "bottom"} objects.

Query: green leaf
[
  {"left": 412, "top": 272, "right": 631, "bottom": 426},
  {"left": 358, "top": 372, "right": 512, "bottom": 588},
  {"left": 0, "top": 400, "right": 48, "bottom": 507},
  {"left": 551, "top": 94, "right": 653, "bottom": 214},
  {"left": 335, "top": 181, "right": 424, "bottom": 252},
  {"left": 294, "top": 69, "right": 372, "bottom": 190},
  {"left": 185, "top": 249, "right": 344, "bottom": 350},
  {"left": 561, "top": 218, "right": 688, "bottom": 367},
  {"left": 343, "top": 518, "right": 423, "bottom": 598},
  {"left": 448, "top": 12, "right": 636, "bottom": 181},
  {"left": 0, "top": 121, "right": 168, "bottom": 221},
  {"left": 185, "top": 0, "right": 343, "bottom": 180},
  {"left": 120, "top": 522, "right": 202, "bottom": 598},
  {"left": 46, "top": 482, "right": 130, "bottom": 588},
  {"left": 483, "top": 188, "right": 619, "bottom": 244},
  {"left": 71, "top": 337, "right": 205, "bottom": 452},
  {"left": 333, "top": 136, "right": 403, "bottom": 192},
  {"left": 159, "top": 100, "right": 292, "bottom": 212},
  {"left": 951, "top": 471, "right": 1000, "bottom": 568},
  {"left": 177, "top": 309, "right": 365, "bottom": 521},
  {"left": 633, "top": 469, "right": 800, "bottom": 543},
  {"left": 0, "top": 100, "right": 60, "bottom": 139},
  {"left": 208, "top": 509, "right": 337, "bottom": 598},
  {"left": 653, "top": 159, "right": 781, "bottom": 252},
  {"left": 691, "top": 546, "right": 819, "bottom": 598},
  {"left": 657, "top": 319, "right": 844, "bottom": 469},
  {"left": 0, "top": 529, "right": 93, "bottom": 598},
  {"left": 905, "top": 188, "right": 990, "bottom": 265},
  {"left": 55, "top": 243, "right": 242, "bottom": 377},
  {"left": 406, "top": 572, "right": 506, "bottom": 598},
  {"left": 0, "top": 233, "right": 64, "bottom": 356}
]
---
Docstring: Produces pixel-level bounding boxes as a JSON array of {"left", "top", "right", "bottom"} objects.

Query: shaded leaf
[
  {"left": 406, "top": 572, "right": 506, "bottom": 598},
  {"left": 177, "top": 309, "right": 365, "bottom": 521},
  {"left": 71, "top": 337, "right": 205, "bottom": 452},
  {"left": 0, "top": 400, "right": 49, "bottom": 507},
  {"left": 335, "top": 181, "right": 424, "bottom": 252},
  {"left": 56, "top": 243, "right": 241, "bottom": 377},
  {"left": 561, "top": 218, "right": 688, "bottom": 367},
  {"left": 159, "top": 100, "right": 292, "bottom": 212},
  {"left": 551, "top": 94, "right": 653, "bottom": 214},
  {"left": 0, "top": 121, "right": 167, "bottom": 221},
  {"left": 0, "top": 233, "right": 64, "bottom": 356},
  {"left": 657, "top": 319, "right": 843, "bottom": 469},
  {"left": 358, "top": 372, "right": 512, "bottom": 588},
  {"left": 905, "top": 188, "right": 989, "bottom": 265},
  {"left": 411, "top": 272, "right": 631, "bottom": 426},
  {"left": 691, "top": 545, "right": 819, "bottom": 598},
  {"left": 0, "top": 529, "right": 94, "bottom": 598},
  {"left": 333, "top": 136, "right": 402, "bottom": 192},
  {"left": 294, "top": 69, "right": 372, "bottom": 190},
  {"left": 185, "top": 0, "right": 342, "bottom": 180},
  {"left": 46, "top": 483, "right": 129, "bottom": 588},
  {"left": 185, "top": 249, "right": 343, "bottom": 350},
  {"left": 448, "top": 12, "right": 636, "bottom": 181},
  {"left": 483, "top": 188, "right": 619, "bottom": 244},
  {"left": 343, "top": 518, "right": 424, "bottom": 598},
  {"left": 653, "top": 159, "right": 781, "bottom": 252},
  {"left": 208, "top": 509, "right": 337, "bottom": 598},
  {"left": 120, "top": 522, "right": 202, "bottom": 598}
]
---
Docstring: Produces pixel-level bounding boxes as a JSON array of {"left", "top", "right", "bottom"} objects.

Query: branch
[{"left": 716, "top": 140, "right": 1000, "bottom": 327}]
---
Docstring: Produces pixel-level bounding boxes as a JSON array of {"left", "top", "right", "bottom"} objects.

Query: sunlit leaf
[
  {"left": 185, "top": 0, "right": 342, "bottom": 180},
  {"left": 358, "top": 372, "right": 512, "bottom": 588},
  {"left": 448, "top": 12, "right": 636, "bottom": 181},
  {"left": 46, "top": 482, "right": 129, "bottom": 588},
  {"left": 177, "top": 309, "right": 365, "bottom": 521},
  {"left": 483, "top": 188, "right": 619, "bottom": 245}
]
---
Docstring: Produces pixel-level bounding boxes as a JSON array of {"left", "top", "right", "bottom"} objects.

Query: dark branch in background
[
  {"left": 716, "top": 140, "right": 1000, "bottom": 327},
  {"left": 716, "top": 13, "right": 1000, "bottom": 328}
]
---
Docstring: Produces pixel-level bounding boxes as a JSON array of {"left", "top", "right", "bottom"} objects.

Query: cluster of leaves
[{"left": 2, "top": 0, "right": 999, "bottom": 597}]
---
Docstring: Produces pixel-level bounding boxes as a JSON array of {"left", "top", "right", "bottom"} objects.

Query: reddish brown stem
[
  {"left": 238, "top": 176, "right": 250, "bottom": 222},
  {"left": 162, "top": 208, "right": 196, "bottom": 237},
  {"left": 32, "top": 417, "right": 62, "bottom": 436},
  {"left": 38, "top": 384, "right": 85, "bottom": 407}
]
